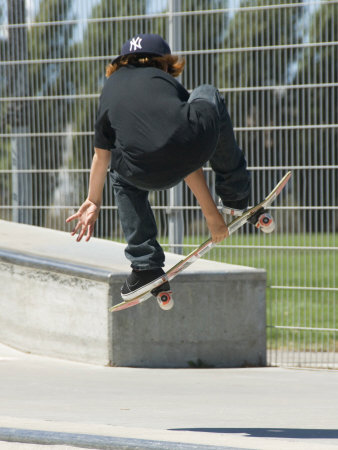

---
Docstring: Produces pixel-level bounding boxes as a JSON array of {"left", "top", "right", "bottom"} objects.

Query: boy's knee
[
  {"left": 189, "top": 85, "right": 227, "bottom": 120},
  {"left": 189, "top": 84, "right": 217, "bottom": 103}
]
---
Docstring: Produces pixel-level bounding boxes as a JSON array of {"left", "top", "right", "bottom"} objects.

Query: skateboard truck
[{"left": 248, "top": 207, "right": 276, "bottom": 233}]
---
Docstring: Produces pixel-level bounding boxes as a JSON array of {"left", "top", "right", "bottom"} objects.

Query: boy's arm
[
  {"left": 87, "top": 148, "right": 111, "bottom": 207},
  {"left": 184, "top": 168, "right": 229, "bottom": 243},
  {"left": 66, "top": 147, "right": 111, "bottom": 241}
]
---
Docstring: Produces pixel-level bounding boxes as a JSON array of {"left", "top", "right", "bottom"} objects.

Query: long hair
[{"left": 106, "top": 53, "right": 185, "bottom": 78}]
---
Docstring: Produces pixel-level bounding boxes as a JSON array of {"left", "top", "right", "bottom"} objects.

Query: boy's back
[{"left": 95, "top": 65, "right": 219, "bottom": 190}]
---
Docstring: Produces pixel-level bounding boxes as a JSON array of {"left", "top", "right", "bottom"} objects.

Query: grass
[{"left": 160, "top": 232, "right": 337, "bottom": 352}]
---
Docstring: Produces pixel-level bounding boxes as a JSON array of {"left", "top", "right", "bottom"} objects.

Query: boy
[{"left": 66, "top": 33, "right": 250, "bottom": 310}]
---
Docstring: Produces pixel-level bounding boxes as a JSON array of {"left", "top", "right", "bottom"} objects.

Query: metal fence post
[{"left": 168, "top": 0, "right": 184, "bottom": 254}]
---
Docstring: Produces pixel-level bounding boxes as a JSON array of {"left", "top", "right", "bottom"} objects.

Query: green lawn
[{"left": 160, "top": 233, "right": 337, "bottom": 351}]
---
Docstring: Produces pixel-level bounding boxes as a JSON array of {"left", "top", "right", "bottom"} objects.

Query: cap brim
[{"left": 111, "top": 51, "right": 165, "bottom": 65}]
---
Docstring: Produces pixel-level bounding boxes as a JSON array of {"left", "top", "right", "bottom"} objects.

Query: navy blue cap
[{"left": 112, "top": 34, "right": 171, "bottom": 63}]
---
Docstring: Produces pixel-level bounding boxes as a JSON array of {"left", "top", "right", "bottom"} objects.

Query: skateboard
[{"left": 109, "top": 171, "right": 292, "bottom": 313}]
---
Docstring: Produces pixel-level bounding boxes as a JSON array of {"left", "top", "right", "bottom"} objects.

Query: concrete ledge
[
  {"left": 0, "top": 219, "right": 266, "bottom": 367},
  {"left": 0, "top": 248, "right": 113, "bottom": 282}
]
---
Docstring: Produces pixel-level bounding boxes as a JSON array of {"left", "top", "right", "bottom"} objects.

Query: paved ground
[{"left": 0, "top": 343, "right": 337, "bottom": 450}]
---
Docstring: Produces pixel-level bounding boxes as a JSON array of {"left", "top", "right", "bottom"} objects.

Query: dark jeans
[
  {"left": 191, "top": 85, "right": 251, "bottom": 205},
  {"left": 110, "top": 171, "right": 165, "bottom": 270},
  {"left": 111, "top": 84, "right": 251, "bottom": 270}
]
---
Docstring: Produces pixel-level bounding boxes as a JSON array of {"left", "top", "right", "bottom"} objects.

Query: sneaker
[
  {"left": 121, "top": 268, "right": 170, "bottom": 302},
  {"left": 219, "top": 197, "right": 248, "bottom": 223},
  {"left": 220, "top": 200, "right": 246, "bottom": 224},
  {"left": 221, "top": 205, "right": 245, "bottom": 217}
]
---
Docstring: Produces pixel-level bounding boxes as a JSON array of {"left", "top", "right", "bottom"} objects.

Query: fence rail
[{"left": 1, "top": 0, "right": 337, "bottom": 29}]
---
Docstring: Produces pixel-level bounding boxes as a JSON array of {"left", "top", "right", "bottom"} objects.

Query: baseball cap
[{"left": 112, "top": 33, "right": 171, "bottom": 63}]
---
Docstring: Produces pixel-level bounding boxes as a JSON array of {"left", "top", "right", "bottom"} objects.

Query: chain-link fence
[{"left": 0, "top": 0, "right": 337, "bottom": 368}]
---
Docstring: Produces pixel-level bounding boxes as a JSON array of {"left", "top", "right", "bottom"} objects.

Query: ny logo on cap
[{"left": 129, "top": 36, "right": 143, "bottom": 51}]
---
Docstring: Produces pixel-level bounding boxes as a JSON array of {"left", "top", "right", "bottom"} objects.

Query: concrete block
[
  {"left": 0, "top": 219, "right": 266, "bottom": 367},
  {"left": 0, "top": 259, "right": 113, "bottom": 365},
  {"left": 111, "top": 273, "right": 266, "bottom": 368}
]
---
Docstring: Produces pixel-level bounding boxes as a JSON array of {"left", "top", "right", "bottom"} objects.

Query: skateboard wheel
[
  {"left": 156, "top": 291, "right": 174, "bottom": 311},
  {"left": 258, "top": 213, "right": 275, "bottom": 233}
]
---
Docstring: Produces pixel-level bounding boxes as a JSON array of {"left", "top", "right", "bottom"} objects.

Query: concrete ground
[{"left": 0, "top": 343, "right": 337, "bottom": 450}]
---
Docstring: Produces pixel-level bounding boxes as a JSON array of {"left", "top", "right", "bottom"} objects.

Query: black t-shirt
[{"left": 94, "top": 65, "right": 219, "bottom": 190}]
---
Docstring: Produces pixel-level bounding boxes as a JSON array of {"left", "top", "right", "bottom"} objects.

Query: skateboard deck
[{"left": 109, "top": 171, "right": 292, "bottom": 313}]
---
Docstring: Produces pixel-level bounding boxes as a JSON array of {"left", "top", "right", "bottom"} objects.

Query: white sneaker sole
[
  {"left": 121, "top": 275, "right": 168, "bottom": 302},
  {"left": 221, "top": 206, "right": 244, "bottom": 217}
]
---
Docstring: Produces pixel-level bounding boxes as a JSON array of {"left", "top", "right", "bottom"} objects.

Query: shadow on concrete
[
  {"left": 169, "top": 428, "right": 338, "bottom": 439},
  {"left": 0, "top": 427, "right": 230, "bottom": 450}
]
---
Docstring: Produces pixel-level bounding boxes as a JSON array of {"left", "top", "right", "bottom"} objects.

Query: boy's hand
[
  {"left": 184, "top": 168, "right": 229, "bottom": 244},
  {"left": 206, "top": 211, "right": 229, "bottom": 243},
  {"left": 66, "top": 199, "right": 100, "bottom": 242}
]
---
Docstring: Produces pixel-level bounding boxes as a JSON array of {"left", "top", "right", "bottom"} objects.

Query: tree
[
  {"left": 219, "top": 0, "right": 306, "bottom": 206},
  {"left": 294, "top": 1, "right": 337, "bottom": 230},
  {"left": 27, "top": 0, "right": 76, "bottom": 226},
  {"left": 0, "top": 0, "right": 76, "bottom": 225},
  {"left": 0, "top": 3, "right": 10, "bottom": 219},
  {"left": 176, "top": 0, "right": 230, "bottom": 89},
  {"left": 6, "top": 0, "right": 32, "bottom": 224}
]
